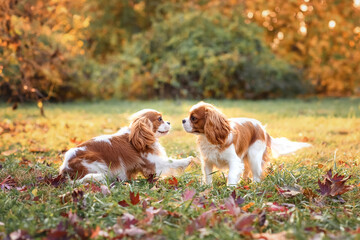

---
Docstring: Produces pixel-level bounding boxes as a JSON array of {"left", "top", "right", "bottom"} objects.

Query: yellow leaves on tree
[{"left": 244, "top": 0, "right": 360, "bottom": 95}]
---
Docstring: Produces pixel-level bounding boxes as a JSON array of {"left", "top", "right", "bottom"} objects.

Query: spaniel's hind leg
[
  {"left": 247, "top": 140, "right": 267, "bottom": 182},
  {"left": 242, "top": 156, "right": 251, "bottom": 180}
]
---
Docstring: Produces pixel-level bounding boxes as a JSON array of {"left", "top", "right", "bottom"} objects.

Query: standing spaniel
[
  {"left": 182, "top": 102, "right": 310, "bottom": 186},
  {"left": 60, "top": 109, "right": 192, "bottom": 182}
]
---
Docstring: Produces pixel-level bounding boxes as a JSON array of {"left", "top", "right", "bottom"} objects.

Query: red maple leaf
[
  {"left": 129, "top": 191, "right": 140, "bottom": 205},
  {"left": 317, "top": 169, "right": 353, "bottom": 197},
  {"left": 231, "top": 190, "right": 245, "bottom": 206},
  {"left": 166, "top": 176, "right": 178, "bottom": 187},
  {"left": 118, "top": 200, "right": 130, "bottom": 207}
]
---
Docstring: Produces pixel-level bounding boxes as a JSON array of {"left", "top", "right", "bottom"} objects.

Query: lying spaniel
[
  {"left": 182, "top": 102, "right": 311, "bottom": 186},
  {"left": 60, "top": 109, "right": 192, "bottom": 182}
]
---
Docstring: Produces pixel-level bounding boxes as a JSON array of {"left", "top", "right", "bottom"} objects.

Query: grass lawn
[{"left": 1, "top": 98, "right": 360, "bottom": 239}]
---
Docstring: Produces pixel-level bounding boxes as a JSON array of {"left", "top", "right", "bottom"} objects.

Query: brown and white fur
[
  {"left": 182, "top": 102, "right": 311, "bottom": 186},
  {"left": 60, "top": 109, "right": 192, "bottom": 183}
]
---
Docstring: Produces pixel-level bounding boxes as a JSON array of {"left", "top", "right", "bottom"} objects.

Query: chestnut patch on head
[
  {"left": 138, "top": 111, "right": 163, "bottom": 133},
  {"left": 189, "top": 106, "right": 207, "bottom": 133},
  {"left": 189, "top": 102, "right": 231, "bottom": 146}
]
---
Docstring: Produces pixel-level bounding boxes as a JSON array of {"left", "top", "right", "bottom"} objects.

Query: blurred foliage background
[{"left": 0, "top": 0, "right": 359, "bottom": 103}]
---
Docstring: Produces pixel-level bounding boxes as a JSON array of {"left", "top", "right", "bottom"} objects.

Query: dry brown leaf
[
  {"left": 29, "top": 147, "right": 49, "bottom": 153},
  {"left": 302, "top": 188, "right": 318, "bottom": 200},
  {"left": 317, "top": 169, "right": 353, "bottom": 197},
  {"left": 276, "top": 185, "right": 302, "bottom": 198},
  {"left": 1, "top": 149, "right": 18, "bottom": 156},
  {"left": 253, "top": 231, "right": 289, "bottom": 240}
]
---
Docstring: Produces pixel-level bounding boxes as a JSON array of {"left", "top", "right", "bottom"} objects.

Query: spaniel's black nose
[
  {"left": 167, "top": 121, "right": 170, "bottom": 125},
  {"left": 182, "top": 119, "right": 186, "bottom": 124}
]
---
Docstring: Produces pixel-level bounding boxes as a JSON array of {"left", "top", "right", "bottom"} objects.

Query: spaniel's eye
[
  {"left": 190, "top": 116, "right": 197, "bottom": 121},
  {"left": 158, "top": 117, "right": 162, "bottom": 122}
]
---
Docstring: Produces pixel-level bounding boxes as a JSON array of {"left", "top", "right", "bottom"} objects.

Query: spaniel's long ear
[
  {"left": 129, "top": 117, "right": 156, "bottom": 151},
  {"left": 204, "top": 106, "right": 231, "bottom": 146}
]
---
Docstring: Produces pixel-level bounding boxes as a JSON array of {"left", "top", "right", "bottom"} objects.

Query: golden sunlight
[
  {"left": 300, "top": 4, "right": 308, "bottom": 12},
  {"left": 354, "top": 0, "right": 360, "bottom": 8},
  {"left": 329, "top": 20, "right": 336, "bottom": 29}
]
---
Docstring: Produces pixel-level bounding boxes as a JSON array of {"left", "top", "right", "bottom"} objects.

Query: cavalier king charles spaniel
[
  {"left": 60, "top": 109, "right": 192, "bottom": 182},
  {"left": 182, "top": 102, "right": 311, "bottom": 186}
]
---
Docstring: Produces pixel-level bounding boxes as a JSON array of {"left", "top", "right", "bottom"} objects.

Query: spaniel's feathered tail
[{"left": 270, "top": 137, "right": 311, "bottom": 158}]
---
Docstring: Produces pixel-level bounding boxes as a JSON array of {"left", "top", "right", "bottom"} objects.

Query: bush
[
  {"left": 0, "top": 0, "right": 87, "bottom": 102},
  {"left": 115, "top": 4, "right": 306, "bottom": 99}
]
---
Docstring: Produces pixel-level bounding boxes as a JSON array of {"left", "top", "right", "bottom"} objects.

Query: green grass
[{"left": 1, "top": 98, "right": 360, "bottom": 239}]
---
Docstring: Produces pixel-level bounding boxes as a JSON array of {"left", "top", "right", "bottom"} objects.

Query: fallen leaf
[
  {"left": 258, "top": 211, "right": 266, "bottom": 227},
  {"left": 45, "top": 222, "right": 68, "bottom": 240},
  {"left": 276, "top": 185, "right": 302, "bottom": 198},
  {"left": 253, "top": 231, "right": 289, "bottom": 240},
  {"left": 19, "top": 157, "right": 32, "bottom": 167},
  {"left": 70, "top": 137, "right": 83, "bottom": 145},
  {"left": 241, "top": 202, "right": 255, "bottom": 212},
  {"left": 234, "top": 214, "right": 256, "bottom": 234},
  {"left": 100, "top": 185, "right": 111, "bottom": 196},
  {"left": 90, "top": 226, "right": 101, "bottom": 239},
  {"left": 32, "top": 188, "right": 38, "bottom": 197},
  {"left": 302, "top": 188, "right": 318, "bottom": 200},
  {"left": 1, "top": 149, "right": 18, "bottom": 156},
  {"left": 16, "top": 186, "right": 28, "bottom": 192},
  {"left": 58, "top": 189, "right": 84, "bottom": 204},
  {"left": 29, "top": 147, "right": 49, "bottom": 153},
  {"left": 123, "top": 226, "right": 146, "bottom": 237},
  {"left": 146, "top": 173, "right": 158, "bottom": 184},
  {"left": 68, "top": 210, "right": 80, "bottom": 225},
  {"left": 121, "top": 213, "right": 138, "bottom": 229},
  {"left": 337, "top": 160, "right": 350, "bottom": 168},
  {"left": 265, "top": 202, "right": 293, "bottom": 217},
  {"left": 0, "top": 175, "right": 17, "bottom": 190},
  {"left": 84, "top": 182, "right": 101, "bottom": 193},
  {"left": 185, "top": 209, "right": 216, "bottom": 235},
  {"left": 130, "top": 191, "right": 140, "bottom": 205},
  {"left": 317, "top": 169, "right": 353, "bottom": 197},
  {"left": 9, "top": 230, "right": 31, "bottom": 240},
  {"left": 302, "top": 136, "right": 309, "bottom": 142},
  {"left": 143, "top": 207, "right": 167, "bottom": 224},
  {"left": 231, "top": 190, "right": 245, "bottom": 206},
  {"left": 224, "top": 197, "right": 241, "bottom": 216},
  {"left": 37, "top": 174, "right": 66, "bottom": 187},
  {"left": 118, "top": 200, "right": 129, "bottom": 207},
  {"left": 183, "top": 189, "right": 196, "bottom": 201},
  {"left": 186, "top": 180, "right": 195, "bottom": 186},
  {"left": 166, "top": 176, "right": 178, "bottom": 187},
  {"left": 33, "top": 196, "right": 40, "bottom": 202},
  {"left": 142, "top": 199, "right": 148, "bottom": 209}
]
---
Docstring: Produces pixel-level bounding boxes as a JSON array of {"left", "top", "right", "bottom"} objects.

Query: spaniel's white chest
[{"left": 198, "top": 137, "right": 229, "bottom": 168}]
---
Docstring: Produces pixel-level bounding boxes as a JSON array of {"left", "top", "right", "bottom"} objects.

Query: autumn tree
[
  {"left": 245, "top": 0, "right": 360, "bottom": 95},
  {"left": 0, "top": 0, "right": 88, "bottom": 104}
]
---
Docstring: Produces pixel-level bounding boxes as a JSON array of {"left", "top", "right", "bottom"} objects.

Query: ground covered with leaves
[{"left": 1, "top": 99, "right": 360, "bottom": 239}]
